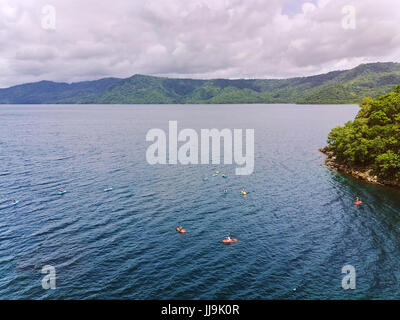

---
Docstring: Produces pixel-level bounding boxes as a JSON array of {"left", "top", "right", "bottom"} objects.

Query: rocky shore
[{"left": 319, "top": 146, "right": 400, "bottom": 188}]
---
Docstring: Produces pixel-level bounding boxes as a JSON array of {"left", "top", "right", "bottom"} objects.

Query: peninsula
[{"left": 321, "top": 84, "right": 400, "bottom": 188}]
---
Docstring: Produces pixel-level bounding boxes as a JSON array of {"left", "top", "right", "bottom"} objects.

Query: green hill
[{"left": 1, "top": 62, "right": 400, "bottom": 104}]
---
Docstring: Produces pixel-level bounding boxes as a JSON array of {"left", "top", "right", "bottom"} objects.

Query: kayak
[
  {"left": 212, "top": 174, "right": 218, "bottom": 177},
  {"left": 222, "top": 238, "right": 238, "bottom": 243},
  {"left": 241, "top": 191, "right": 247, "bottom": 195},
  {"left": 104, "top": 187, "right": 113, "bottom": 191},
  {"left": 354, "top": 201, "right": 362, "bottom": 205},
  {"left": 203, "top": 177, "right": 209, "bottom": 181},
  {"left": 58, "top": 190, "right": 66, "bottom": 195},
  {"left": 176, "top": 227, "right": 186, "bottom": 233},
  {"left": 11, "top": 201, "right": 19, "bottom": 206}
]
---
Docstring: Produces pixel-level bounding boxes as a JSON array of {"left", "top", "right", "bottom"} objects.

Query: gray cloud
[{"left": 0, "top": 0, "right": 399, "bottom": 87}]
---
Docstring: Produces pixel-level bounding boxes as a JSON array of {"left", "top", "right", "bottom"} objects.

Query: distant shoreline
[
  {"left": 320, "top": 146, "right": 400, "bottom": 188},
  {"left": 0, "top": 102, "right": 358, "bottom": 106}
]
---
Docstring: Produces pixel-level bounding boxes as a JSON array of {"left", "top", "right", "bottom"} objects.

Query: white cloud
[
  {"left": 302, "top": 2, "right": 317, "bottom": 14},
  {"left": 0, "top": 0, "right": 399, "bottom": 87}
]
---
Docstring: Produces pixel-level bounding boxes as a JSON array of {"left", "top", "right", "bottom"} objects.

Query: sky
[{"left": 0, "top": 0, "right": 400, "bottom": 88}]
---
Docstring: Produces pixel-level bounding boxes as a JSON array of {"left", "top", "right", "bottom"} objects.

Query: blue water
[{"left": 1, "top": 104, "right": 400, "bottom": 300}]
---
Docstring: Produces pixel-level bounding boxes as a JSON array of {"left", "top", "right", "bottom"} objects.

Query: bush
[{"left": 375, "top": 151, "right": 400, "bottom": 179}]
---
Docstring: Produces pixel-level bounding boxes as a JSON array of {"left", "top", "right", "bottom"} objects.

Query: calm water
[{"left": 1, "top": 104, "right": 400, "bottom": 300}]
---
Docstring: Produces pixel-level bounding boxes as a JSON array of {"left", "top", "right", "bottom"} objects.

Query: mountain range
[{"left": 1, "top": 62, "right": 400, "bottom": 104}]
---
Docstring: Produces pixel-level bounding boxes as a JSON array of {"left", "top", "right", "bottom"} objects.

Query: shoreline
[
  {"left": 0, "top": 102, "right": 359, "bottom": 105},
  {"left": 319, "top": 146, "right": 400, "bottom": 188}
]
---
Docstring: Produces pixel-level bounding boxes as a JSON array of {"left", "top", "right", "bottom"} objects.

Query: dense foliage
[
  {"left": 327, "top": 84, "right": 400, "bottom": 180},
  {"left": 1, "top": 62, "right": 400, "bottom": 104}
]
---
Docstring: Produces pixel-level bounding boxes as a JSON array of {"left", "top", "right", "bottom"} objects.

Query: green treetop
[{"left": 327, "top": 84, "right": 400, "bottom": 180}]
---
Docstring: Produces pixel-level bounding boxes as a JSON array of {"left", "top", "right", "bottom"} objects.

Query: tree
[{"left": 327, "top": 84, "right": 400, "bottom": 180}]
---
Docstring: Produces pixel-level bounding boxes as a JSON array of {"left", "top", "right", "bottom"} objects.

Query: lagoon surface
[{"left": 2, "top": 104, "right": 400, "bottom": 299}]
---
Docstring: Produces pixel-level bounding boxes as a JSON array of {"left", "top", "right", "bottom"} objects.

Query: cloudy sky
[{"left": 1, "top": 0, "right": 400, "bottom": 87}]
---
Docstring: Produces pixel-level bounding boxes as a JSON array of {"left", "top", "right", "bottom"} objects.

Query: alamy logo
[
  {"left": 341, "top": 265, "right": 356, "bottom": 290},
  {"left": 41, "top": 5, "right": 56, "bottom": 30},
  {"left": 41, "top": 265, "right": 56, "bottom": 290},
  {"left": 342, "top": 5, "right": 356, "bottom": 30},
  {"left": 146, "top": 121, "right": 254, "bottom": 175}
]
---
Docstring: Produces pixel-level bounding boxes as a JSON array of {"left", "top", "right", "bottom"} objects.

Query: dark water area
[{"left": 1, "top": 103, "right": 400, "bottom": 299}]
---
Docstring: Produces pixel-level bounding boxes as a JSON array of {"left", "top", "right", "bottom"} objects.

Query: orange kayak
[
  {"left": 176, "top": 227, "right": 186, "bottom": 233},
  {"left": 354, "top": 201, "right": 363, "bottom": 205},
  {"left": 222, "top": 238, "right": 237, "bottom": 243}
]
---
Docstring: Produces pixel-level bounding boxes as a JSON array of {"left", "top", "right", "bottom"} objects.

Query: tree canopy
[{"left": 327, "top": 84, "right": 400, "bottom": 180}]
